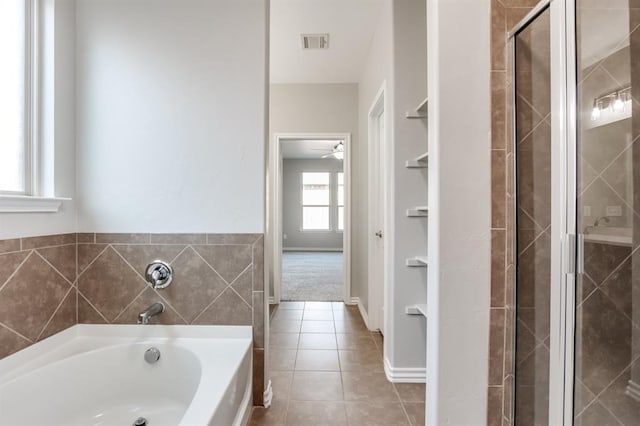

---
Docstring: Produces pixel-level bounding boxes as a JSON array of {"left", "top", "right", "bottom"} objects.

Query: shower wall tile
[
  {"left": 0, "top": 232, "right": 267, "bottom": 407},
  {"left": 489, "top": 1, "right": 539, "bottom": 423}
]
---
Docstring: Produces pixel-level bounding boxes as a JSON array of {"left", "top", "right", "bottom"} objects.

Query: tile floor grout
[{"left": 251, "top": 301, "right": 425, "bottom": 426}]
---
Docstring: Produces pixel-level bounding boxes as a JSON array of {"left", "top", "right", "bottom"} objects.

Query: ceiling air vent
[{"left": 301, "top": 33, "right": 329, "bottom": 50}]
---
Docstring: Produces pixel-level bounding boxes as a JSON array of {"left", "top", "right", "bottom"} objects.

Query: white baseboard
[
  {"left": 626, "top": 379, "right": 640, "bottom": 402},
  {"left": 384, "top": 356, "right": 426, "bottom": 383},
  {"left": 283, "top": 247, "right": 343, "bottom": 252},
  {"left": 350, "top": 297, "right": 371, "bottom": 330},
  {"left": 263, "top": 380, "right": 273, "bottom": 408}
]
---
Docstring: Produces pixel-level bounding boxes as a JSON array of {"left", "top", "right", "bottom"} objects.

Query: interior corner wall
[
  {"left": 0, "top": 0, "right": 77, "bottom": 240},
  {"left": 268, "top": 83, "right": 360, "bottom": 299},
  {"left": 75, "top": 0, "right": 267, "bottom": 234},
  {"left": 387, "top": 0, "right": 428, "bottom": 371},
  {"left": 282, "top": 159, "right": 344, "bottom": 251},
  {"left": 356, "top": 0, "right": 393, "bottom": 314},
  {"left": 426, "top": 0, "right": 491, "bottom": 423}
]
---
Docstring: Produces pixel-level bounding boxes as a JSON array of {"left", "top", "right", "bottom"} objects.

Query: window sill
[{"left": 0, "top": 195, "right": 71, "bottom": 213}]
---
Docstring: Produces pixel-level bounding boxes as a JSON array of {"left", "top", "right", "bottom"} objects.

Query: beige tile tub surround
[
  {"left": 0, "top": 234, "right": 77, "bottom": 359},
  {"left": 0, "top": 232, "right": 267, "bottom": 406}
]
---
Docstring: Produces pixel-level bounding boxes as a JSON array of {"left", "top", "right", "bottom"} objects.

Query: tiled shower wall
[
  {"left": 488, "top": 0, "right": 541, "bottom": 424},
  {"left": 0, "top": 232, "right": 266, "bottom": 405}
]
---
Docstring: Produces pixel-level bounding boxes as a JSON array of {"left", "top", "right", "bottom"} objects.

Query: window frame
[
  {"left": 0, "top": 0, "right": 39, "bottom": 197},
  {"left": 336, "top": 171, "right": 344, "bottom": 233},
  {"left": 300, "top": 170, "right": 333, "bottom": 232},
  {"left": 0, "top": 0, "right": 70, "bottom": 213}
]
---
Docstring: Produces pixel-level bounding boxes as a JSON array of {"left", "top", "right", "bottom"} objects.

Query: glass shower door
[
  {"left": 513, "top": 6, "right": 552, "bottom": 425},
  {"left": 573, "top": 0, "right": 640, "bottom": 423}
]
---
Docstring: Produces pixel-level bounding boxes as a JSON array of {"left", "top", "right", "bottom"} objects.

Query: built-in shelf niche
[
  {"left": 406, "top": 256, "right": 428, "bottom": 267},
  {"left": 406, "top": 206, "right": 428, "bottom": 217},
  {"left": 405, "top": 304, "right": 427, "bottom": 317},
  {"left": 405, "top": 152, "right": 428, "bottom": 168},
  {"left": 405, "top": 97, "right": 428, "bottom": 119}
]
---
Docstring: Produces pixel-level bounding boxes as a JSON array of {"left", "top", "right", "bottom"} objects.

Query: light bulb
[
  {"left": 613, "top": 97, "right": 624, "bottom": 112},
  {"left": 591, "top": 105, "right": 601, "bottom": 121}
]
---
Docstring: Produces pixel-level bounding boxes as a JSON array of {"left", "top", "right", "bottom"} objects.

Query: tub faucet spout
[{"left": 138, "top": 302, "right": 165, "bottom": 325}]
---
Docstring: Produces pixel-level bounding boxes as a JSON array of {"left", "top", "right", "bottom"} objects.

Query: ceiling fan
[{"left": 310, "top": 141, "right": 344, "bottom": 160}]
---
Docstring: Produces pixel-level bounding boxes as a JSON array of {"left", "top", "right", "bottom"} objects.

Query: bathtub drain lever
[{"left": 133, "top": 417, "right": 148, "bottom": 426}]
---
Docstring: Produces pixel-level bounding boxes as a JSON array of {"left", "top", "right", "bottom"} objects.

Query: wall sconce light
[{"left": 591, "top": 86, "right": 632, "bottom": 121}]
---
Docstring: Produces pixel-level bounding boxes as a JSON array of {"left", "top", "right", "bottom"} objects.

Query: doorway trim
[
  {"left": 367, "top": 82, "right": 389, "bottom": 332},
  {"left": 271, "top": 132, "right": 352, "bottom": 304}
]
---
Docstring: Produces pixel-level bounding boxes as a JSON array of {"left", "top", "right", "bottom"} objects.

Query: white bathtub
[{"left": 0, "top": 324, "right": 253, "bottom": 426}]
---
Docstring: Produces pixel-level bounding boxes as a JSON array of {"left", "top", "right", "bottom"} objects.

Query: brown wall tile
[
  {"left": 0, "top": 239, "right": 21, "bottom": 254},
  {"left": 21, "top": 233, "right": 75, "bottom": 250},
  {"left": 95, "top": 233, "right": 150, "bottom": 244},
  {"left": 150, "top": 233, "right": 206, "bottom": 245}
]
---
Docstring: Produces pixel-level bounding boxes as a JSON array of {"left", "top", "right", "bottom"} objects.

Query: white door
[{"left": 371, "top": 110, "right": 386, "bottom": 334}]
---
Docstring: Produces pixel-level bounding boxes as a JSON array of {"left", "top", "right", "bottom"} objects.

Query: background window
[
  {"left": 302, "top": 172, "right": 330, "bottom": 230},
  {"left": 0, "top": 0, "right": 29, "bottom": 194},
  {"left": 337, "top": 172, "right": 344, "bottom": 231}
]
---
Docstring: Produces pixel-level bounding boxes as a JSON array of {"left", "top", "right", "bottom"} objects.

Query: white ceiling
[
  {"left": 281, "top": 139, "right": 343, "bottom": 159},
  {"left": 270, "top": 0, "right": 385, "bottom": 84}
]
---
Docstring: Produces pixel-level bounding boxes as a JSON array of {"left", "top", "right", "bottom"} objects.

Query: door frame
[
  {"left": 270, "top": 132, "right": 352, "bottom": 304},
  {"left": 367, "top": 82, "right": 390, "bottom": 332},
  {"left": 509, "top": 0, "right": 578, "bottom": 423}
]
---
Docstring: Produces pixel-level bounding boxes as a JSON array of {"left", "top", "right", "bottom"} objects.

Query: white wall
[
  {"left": 0, "top": 0, "right": 77, "bottom": 239},
  {"left": 426, "top": 0, "right": 491, "bottom": 423},
  {"left": 75, "top": 0, "right": 267, "bottom": 233},
  {"left": 269, "top": 84, "right": 360, "bottom": 297},
  {"left": 282, "top": 159, "right": 344, "bottom": 250},
  {"left": 357, "top": 0, "right": 392, "bottom": 315},
  {"left": 382, "top": 0, "right": 429, "bottom": 377}
]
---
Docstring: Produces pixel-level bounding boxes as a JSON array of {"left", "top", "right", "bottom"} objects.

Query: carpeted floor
[{"left": 282, "top": 251, "right": 343, "bottom": 301}]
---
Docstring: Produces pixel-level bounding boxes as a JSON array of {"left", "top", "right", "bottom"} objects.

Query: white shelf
[
  {"left": 406, "top": 256, "right": 428, "bottom": 267},
  {"left": 405, "top": 97, "right": 428, "bottom": 119},
  {"left": 405, "top": 304, "right": 427, "bottom": 317},
  {"left": 407, "top": 206, "right": 428, "bottom": 217},
  {"left": 405, "top": 152, "right": 428, "bottom": 168}
]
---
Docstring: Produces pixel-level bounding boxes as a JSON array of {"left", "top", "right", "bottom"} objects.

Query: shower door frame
[{"left": 509, "top": 0, "right": 579, "bottom": 423}]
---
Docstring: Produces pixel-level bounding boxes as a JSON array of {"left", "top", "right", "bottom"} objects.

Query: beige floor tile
[
  {"left": 394, "top": 383, "right": 426, "bottom": 403},
  {"left": 290, "top": 371, "right": 344, "bottom": 401},
  {"left": 284, "top": 401, "right": 347, "bottom": 426},
  {"left": 270, "top": 348, "right": 297, "bottom": 371},
  {"left": 249, "top": 400, "right": 288, "bottom": 426},
  {"left": 344, "top": 402, "right": 410, "bottom": 426},
  {"left": 403, "top": 402, "right": 426, "bottom": 426},
  {"left": 295, "top": 349, "right": 340, "bottom": 371},
  {"left": 336, "top": 333, "right": 377, "bottom": 350},
  {"left": 298, "top": 333, "right": 337, "bottom": 350},
  {"left": 270, "top": 333, "right": 300, "bottom": 349},
  {"left": 334, "top": 320, "right": 368, "bottom": 334},
  {"left": 301, "top": 320, "right": 335, "bottom": 333},
  {"left": 271, "top": 319, "right": 302, "bottom": 333},
  {"left": 332, "top": 308, "right": 363, "bottom": 321},
  {"left": 304, "top": 301, "right": 333, "bottom": 310},
  {"left": 273, "top": 309, "right": 304, "bottom": 320},
  {"left": 270, "top": 370, "right": 294, "bottom": 402},
  {"left": 338, "top": 349, "right": 384, "bottom": 372},
  {"left": 303, "top": 310, "right": 334, "bottom": 321},
  {"left": 342, "top": 372, "right": 401, "bottom": 402},
  {"left": 280, "top": 301, "right": 305, "bottom": 310}
]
